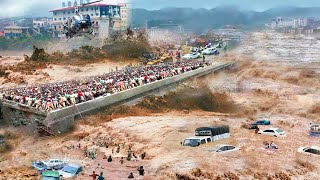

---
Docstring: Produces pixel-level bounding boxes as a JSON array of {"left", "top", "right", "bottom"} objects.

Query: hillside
[{"left": 132, "top": 6, "right": 320, "bottom": 33}]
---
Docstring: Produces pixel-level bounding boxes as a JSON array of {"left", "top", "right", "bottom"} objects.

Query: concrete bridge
[{"left": 0, "top": 62, "right": 235, "bottom": 135}]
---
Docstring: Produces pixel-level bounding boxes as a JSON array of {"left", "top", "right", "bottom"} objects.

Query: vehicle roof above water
[
  {"left": 303, "top": 146, "right": 320, "bottom": 150},
  {"left": 207, "top": 144, "right": 238, "bottom": 151},
  {"left": 64, "top": 164, "right": 82, "bottom": 168},
  {"left": 195, "top": 125, "right": 230, "bottom": 132},
  {"left": 42, "top": 170, "right": 60, "bottom": 177},
  {"left": 213, "top": 144, "right": 235, "bottom": 147},
  {"left": 46, "top": 159, "right": 63, "bottom": 161}
]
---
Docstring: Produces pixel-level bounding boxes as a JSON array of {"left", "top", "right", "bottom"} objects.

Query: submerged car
[
  {"left": 202, "top": 48, "right": 218, "bottom": 55},
  {"left": 257, "top": 128, "right": 286, "bottom": 137},
  {"left": 252, "top": 119, "right": 271, "bottom": 126},
  {"left": 182, "top": 136, "right": 213, "bottom": 147},
  {"left": 43, "top": 159, "right": 65, "bottom": 170},
  {"left": 182, "top": 52, "right": 201, "bottom": 60},
  {"left": 58, "top": 164, "right": 82, "bottom": 178},
  {"left": 41, "top": 170, "right": 61, "bottom": 180},
  {"left": 310, "top": 124, "right": 320, "bottom": 131},
  {"left": 310, "top": 124, "right": 320, "bottom": 136},
  {"left": 298, "top": 146, "right": 320, "bottom": 156},
  {"left": 207, "top": 145, "right": 240, "bottom": 153},
  {"left": 32, "top": 161, "right": 47, "bottom": 173}
]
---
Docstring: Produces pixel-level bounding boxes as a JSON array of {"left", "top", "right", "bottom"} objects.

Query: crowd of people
[
  {"left": 85, "top": 141, "right": 146, "bottom": 179},
  {"left": 0, "top": 60, "right": 210, "bottom": 112}
]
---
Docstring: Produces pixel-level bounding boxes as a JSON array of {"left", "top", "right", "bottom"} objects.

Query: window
[
  {"left": 63, "top": 17, "right": 66, "bottom": 20},
  {"left": 91, "top": 8, "right": 94, "bottom": 10},
  {"left": 59, "top": 26, "right": 61, "bottom": 28},
  {"left": 68, "top": 11, "right": 70, "bottom": 14},
  {"left": 54, "top": 12, "right": 57, "bottom": 15},
  {"left": 207, "top": 138, "right": 211, "bottom": 143},
  {"left": 96, "top": 22, "right": 98, "bottom": 25},
  {"left": 96, "top": 13, "right": 99, "bottom": 16},
  {"left": 86, "top": 8, "right": 88, "bottom": 11},
  {"left": 220, "top": 146, "right": 228, "bottom": 151},
  {"left": 54, "top": 18, "right": 57, "bottom": 21},
  {"left": 54, "top": 26, "right": 56, "bottom": 30},
  {"left": 77, "top": 167, "right": 82, "bottom": 174},
  {"left": 63, "top": 11, "right": 66, "bottom": 14},
  {"left": 81, "top": 9, "right": 84, "bottom": 12},
  {"left": 91, "top": 14, "right": 93, "bottom": 16},
  {"left": 227, "top": 146, "right": 235, "bottom": 150},
  {"left": 200, "top": 139, "right": 206, "bottom": 144},
  {"left": 59, "top": 18, "right": 61, "bottom": 20},
  {"left": 264, "top": 130, "right": 274, "bottom": 133}
]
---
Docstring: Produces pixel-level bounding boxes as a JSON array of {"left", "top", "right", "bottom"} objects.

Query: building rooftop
[
  {"left": 4, "top": 26, "right": 29, "bottom": 30},
  {"left": 49, "top": 3, "right": 120, "bottom": 12}
]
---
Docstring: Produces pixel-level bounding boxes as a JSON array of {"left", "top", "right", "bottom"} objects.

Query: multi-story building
[
  {"left": 118, "top": 3, "right": 131, "bottom": 30},
  {"left": 50, "top": 1, "right": 130, "bottom": 39},
  {"left": 33, "top": 18, "right": 53, "bottom": 29},
  {"left": 4, "top": 26, "right": 29, "bottom": 38},
  {"left": 271, "top": 17, "right": 313, "bottom": 29}
]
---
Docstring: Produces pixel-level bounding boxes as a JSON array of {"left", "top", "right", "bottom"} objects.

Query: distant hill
[{"left": 132, "top": 6, "right": 320, "bottom": 33}]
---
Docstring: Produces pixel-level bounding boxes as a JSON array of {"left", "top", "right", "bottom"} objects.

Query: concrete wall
[{"left": 1, "top": 62, "right": 234, "bottom": 134}]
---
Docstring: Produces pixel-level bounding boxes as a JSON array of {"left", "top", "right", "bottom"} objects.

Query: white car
[
  {"left": 298, "top": 146, "right": 320, "bottom": 156},
  {"left": 202, "top": 48, "right": 218, "bottom": 55},
  {"left": 59, "top": 164, "right": 82, "bottom": 178},
  {"left": 43, "top": 159, "right": 65, "bottom": 169},
  {"left": 182, "top": 52, "right": 201, "bottom": 60},
  {"left": 257, "top": 128, "right": 286, "bottom": 137},
  {"left": 182, "top": 136, "right": 213, "bottom": 147},
  {"left": 207, "top": 144, "right": 240, "bottom": 153}
]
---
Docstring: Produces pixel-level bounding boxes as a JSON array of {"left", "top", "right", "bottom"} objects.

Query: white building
[
  {"left": 33, "top": 18, "right": 53, "bottom": 29},
  {"left": 272, "top": 17, "right": 312, "bottom": 29},
  {"left": 50, "top": 1, "right": 130, "bottom": 39},
  {"left": 119, "top": 3, "right": 131, "bottom": 30}
]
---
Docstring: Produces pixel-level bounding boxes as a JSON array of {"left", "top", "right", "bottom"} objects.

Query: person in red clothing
[
  {"left": 144, "top": 74, "right": 149, "bottom": 84},
  {"left": 78, "top": 91, "right": 84, "bottom": 102},
  {"left": 89, "top": 171, "right": 98, "bottom": 180}
]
